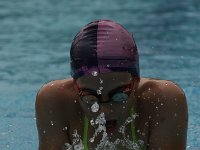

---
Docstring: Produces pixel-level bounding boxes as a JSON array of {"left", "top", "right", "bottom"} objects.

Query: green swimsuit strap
[
  {"left": 130, "top": 107, "right": 137, "bottom": 143},
  {"left": 83, "top": 107, "right": 140, "bottom": 150}
]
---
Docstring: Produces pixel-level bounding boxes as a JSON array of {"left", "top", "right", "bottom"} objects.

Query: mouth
[{"left": 105, "top": 120, "right": 117, "bottom": 133}]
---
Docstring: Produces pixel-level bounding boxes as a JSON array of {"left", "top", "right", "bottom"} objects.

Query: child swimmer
[{"left": 35, "top": 20, "right": 188, "bottom": 150}]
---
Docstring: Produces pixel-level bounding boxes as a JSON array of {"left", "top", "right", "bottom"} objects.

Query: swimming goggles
[{"left": 77, "top": 83, "right": 133, "bottom": 104}]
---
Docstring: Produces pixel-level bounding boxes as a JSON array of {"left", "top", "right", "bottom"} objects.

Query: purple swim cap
[{"left": 70, "top": 20, "right": 140, "bottom": 79}]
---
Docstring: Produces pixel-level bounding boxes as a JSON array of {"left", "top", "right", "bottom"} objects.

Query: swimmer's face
[{"left": 75, "top": 72, "right": 138, "bottom": 123}]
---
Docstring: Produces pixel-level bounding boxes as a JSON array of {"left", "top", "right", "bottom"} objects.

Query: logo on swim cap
[{"left": 70, "top": 20, "right": 140, "bottom": 79}]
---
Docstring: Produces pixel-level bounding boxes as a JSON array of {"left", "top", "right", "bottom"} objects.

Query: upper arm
[
  {"left": 35, "top": 82, "right": 70, "bottom": 149},
  {"left": 147, "top": 81, "right": 188, "bottom": 149}
]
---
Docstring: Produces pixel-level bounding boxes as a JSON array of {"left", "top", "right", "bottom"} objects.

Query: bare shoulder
[
  {"left": 35, "top": 78, "right": 80, "bottom": 149},
  {"left": 138, "top": 77, "right": 186, "bottom": 100},
  {"left": 137, "top": 77, "right": 188, "bottom": 119},
  {"left": 36, "top": 78, "right": 75, "bottom": 99},
  {"left": 36, "top": 78, "right": 79, "bottom": 106},
  {"left": 138, "top": 78, "right": 188, "bottom": 149}
]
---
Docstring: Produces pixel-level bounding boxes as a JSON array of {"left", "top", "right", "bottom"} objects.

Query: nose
[{"left": 99, "top": 102, "right": 113, "bottom": 114}]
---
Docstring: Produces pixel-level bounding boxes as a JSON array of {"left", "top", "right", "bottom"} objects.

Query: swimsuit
[{"left": 82, "top": 107, "right": 141, "bottom": 150}]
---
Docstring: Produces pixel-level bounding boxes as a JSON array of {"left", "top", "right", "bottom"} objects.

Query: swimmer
[{"left": 35, "top": 20, "right": 188, "bottom": 150}]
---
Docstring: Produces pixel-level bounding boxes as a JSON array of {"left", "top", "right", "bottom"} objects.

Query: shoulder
[
  {"left": 35, "top": 79, "right": 77, "bottom": 149},
  {"left": 138, "top": 78, "right": 188, "bottom": 149},
  {"left": 138, "top": 78, "right": 186, "bottom": 100},
  {"left": 35, "top": 78, "right": 79, "bottom": 112},
  {"left": 36, "top": 78, "right": 76, "bottom": 102},
  {"left": 137, "top": 78, "right": 188, "bottom": 116},
  {"left": 37, "top": 78, "right": 74, "bottom": 96}
]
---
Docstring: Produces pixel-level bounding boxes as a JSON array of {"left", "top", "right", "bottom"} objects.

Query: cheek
[{"left": 78, "top": 100, "right": 91, "bottom": 113}]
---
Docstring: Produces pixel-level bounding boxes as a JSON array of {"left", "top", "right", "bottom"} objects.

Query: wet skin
[{"left": 35, "top": 72, "right": 188, "bottom": 150}]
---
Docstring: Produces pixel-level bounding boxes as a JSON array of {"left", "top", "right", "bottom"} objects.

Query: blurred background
[{"left": 0, "top": 0, "right": 199, "bottom": 149}]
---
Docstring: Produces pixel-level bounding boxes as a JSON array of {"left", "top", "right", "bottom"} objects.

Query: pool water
[{"left": 0, "top": 0, "right": 199, "bottom": 149}]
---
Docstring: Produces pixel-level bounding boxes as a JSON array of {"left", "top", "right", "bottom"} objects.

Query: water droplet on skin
[
  {"left": 165, "top": 83, "right": 168, "bottom": 86},
  {"left": 91, "top": 102, "right": 99, "bottom": 112},
  {"left": 63, "top": 127, "right": 68, "bottom": 131},
  {"left": 91, "top": 71, "right": 98, "bottom": 76},
  {"left": 97, "top": 90, "right": 101, "bottom": 95},
  {"left": 89, "top": 138, "right": 94, "bottom": 143},
  {"left": 51, "top": 121, "right": 54, "bottom": 126},
  {"left": 63, "top": 143, "right": 72, "bottom": 149},
  {"left": 174, "top": 113, "right": 177, "bottom": 117},
  {"left": 74, "top": 142, "right": 84, "bottom": 150},
  {"left": 51, "top": 83, "right": 54, "bottom": 86},
  {"left": 142, "top": 132, "right": 145, "bottom": 136},
  {"left": 90, "top": 120, "right": 95, "bottom": 126},
  {"left": 99, "top": 78, "right": 103, "bottom": 84},
  {"left": 132, "top": 113, "right": 138, "bottom": 119}
]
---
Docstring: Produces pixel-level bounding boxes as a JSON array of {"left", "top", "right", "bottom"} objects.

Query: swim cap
[{"left": 70, "top": 20, "right": 140, "bottom": 79}]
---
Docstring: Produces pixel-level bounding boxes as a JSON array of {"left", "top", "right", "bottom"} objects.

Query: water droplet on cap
[{"left": 91, "top": 71, "right": 98, "bottom": 76}]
